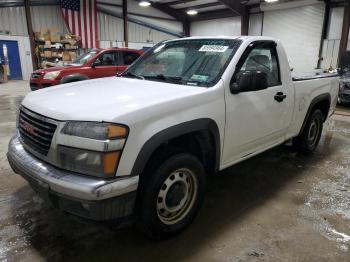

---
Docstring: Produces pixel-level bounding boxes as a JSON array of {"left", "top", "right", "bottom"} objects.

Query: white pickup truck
[{"left": 7, "top": 36, "right": 339, "bottom": 237}]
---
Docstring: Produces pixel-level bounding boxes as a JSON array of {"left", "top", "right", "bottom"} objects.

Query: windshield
[
  {"left": 72, "top": 50, "right": 98, "bottom": 65},
  {"left": 124, "top": 39, "right": 241, "bottom": 87}
]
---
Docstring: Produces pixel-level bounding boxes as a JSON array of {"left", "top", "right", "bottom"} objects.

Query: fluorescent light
[
  {"left": 186, "top": 9, "right": 198, "bottom": 15},
  {"left": 264, "top": 0, "right": 279, "bottom": 2},
  {"left": 139, "top": 1, "right": 151, "bottom": 7}
]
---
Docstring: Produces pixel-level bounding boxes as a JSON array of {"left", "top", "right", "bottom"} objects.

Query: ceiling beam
[
  {"left": 190, "top": 9, "right": 239, "bottom": 22},
  {"left": 151, "top": 1, "right": 186, "bottom": 21},
  {"left": 177, "top": 2, "right": 224, "bottom": 11},
  {"left": 217, "top": 0, "right": 244, "bottom": 15},
  {"left": 164, "top": 0, "right": 198, "bottom": 6}
]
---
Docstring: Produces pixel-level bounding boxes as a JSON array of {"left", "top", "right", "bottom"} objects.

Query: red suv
[{"left": 30, "top": 48, "right": 144, "bottom": 90}]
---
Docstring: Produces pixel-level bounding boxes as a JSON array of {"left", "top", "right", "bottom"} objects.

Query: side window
[
  {"left": 236, "top": 42, "right": 281, "bottom": 87},
  {"left": 122, "top": 52, "right": 140, "bottom": 66},
  {"left": 95, "top": 52, "right": 117, "bottom": 66}
]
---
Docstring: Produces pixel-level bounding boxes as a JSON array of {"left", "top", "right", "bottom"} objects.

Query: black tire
[
  {"left": 137, "top": 152, "right": 206, "bottom": 238},
  {"left": 294, "top": 109, "right": 324, "bottom": 153}
]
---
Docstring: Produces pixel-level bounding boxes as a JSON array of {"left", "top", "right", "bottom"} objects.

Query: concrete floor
[{"left": 1, "top": 80, "right": 350, "bottom": 261}]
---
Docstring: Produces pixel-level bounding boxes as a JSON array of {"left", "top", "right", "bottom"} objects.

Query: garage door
[{"left": 262, "top": 4, "right": 325, "bottom": 74}]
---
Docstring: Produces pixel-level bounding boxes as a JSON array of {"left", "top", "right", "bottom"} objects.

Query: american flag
[{"left": 60, "top": 0, "right": 99, "bottom": 49}]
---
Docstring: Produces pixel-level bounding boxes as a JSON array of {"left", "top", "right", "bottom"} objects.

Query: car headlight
[
  {"left": 61, "top": 122, "right": 128, "bottom": 140},
  {"left": 57, "top": 146, "right": 121, "bottom": 178},
  {"left": 59, "top": 122, "right": 128, "bottom": 178},
  {"left": 43, "top": 71, "right": 60, "bottom": 80}
]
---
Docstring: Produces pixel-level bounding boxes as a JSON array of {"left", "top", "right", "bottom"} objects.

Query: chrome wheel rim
[
  {"left": 156, "top": 168, "right": 197, "bottom": 225},
  {"left": 307, "top": 118, "right": 320, "bottom": 147}
]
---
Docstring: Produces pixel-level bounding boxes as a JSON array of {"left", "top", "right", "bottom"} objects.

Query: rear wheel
[
  {"left": 137, "top": 152, "right": 206, "bottom": 238},
  {"left": 294, "top": 109, "right": 323, "bottom": 153}
]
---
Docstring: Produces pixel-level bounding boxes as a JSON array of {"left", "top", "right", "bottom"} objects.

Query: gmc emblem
[{"left": 22, "top": 121, "right": 36, "bottom": 136}]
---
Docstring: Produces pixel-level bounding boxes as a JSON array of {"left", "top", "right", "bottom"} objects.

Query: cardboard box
[
  {"left": 50, "top": 28, "right": 61, "bottom": 42},
  {"left": 41, "top": 28, "right": 50, "bottom": 41},
  {"left": 44, "top": 41, "right": 51, "bottom": 48},
  {"left": 69, "top": 51, "right": 77, "bottom": 60},
  {"left": 44, "top": 50, "right": 52, "bottom": 58},
  {"left": 62, "top": 51, "right": 70, "bottom": 61},
  {"left": 34, "top": 32, "right": 44, "bottom": 41}
]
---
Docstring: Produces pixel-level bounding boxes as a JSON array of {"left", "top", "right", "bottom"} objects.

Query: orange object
[
  {"left": 103, "top": 151, "right": 121, "bottom": 175},
  {"left": 107, "top": 124, "right": 128, "bottom": 139}
]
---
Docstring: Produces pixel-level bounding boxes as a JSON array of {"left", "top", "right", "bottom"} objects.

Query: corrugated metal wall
[
  {"left": 0, "top": 5, "right": 67, "bottom": 36},
  {"left": 98, "top": 12, "right": 176, "bottom": 45},
  {"left": 321, "top": 7, "right": 343, "bottom": 70},
  {"left": 0, "top": 6, "right": 27, "bottom": 36},
  {"left": 190, "top": 17, "right": 241, "bottom": 37},
  {"left": 98, "top": 12, "right": 124, "bottom": 41},
  {"left": 31, "top": 5, "right": 67, "bottom": 33},
  {"left": 263, "top": 3, "right": 325, "bottom": 73},
  {"left": 128, "top": 21, "right": 177, "bottom": 44}
]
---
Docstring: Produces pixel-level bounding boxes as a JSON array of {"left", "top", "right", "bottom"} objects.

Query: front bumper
[
  {"left": 30, "top": 78, "right": 60, "bottom": 91},
  {"left": 7, "top": 136, "right": 139, "bottom": 221}
]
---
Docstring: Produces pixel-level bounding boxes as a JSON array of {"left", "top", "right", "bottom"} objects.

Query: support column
[
  {"left": 241, "top": 8, "right": 249, "bottom": 36},
  {"left": 123, "top": 0, "right": 128, "bottom": 47},
  {"left": 338, "top": 4, "right": 350, "bottom": 67},
  {"left": 183, "top": 19, "right": 190, "bottom": 37},
  {"left": 317, "top": 0, "right": 330, "bottom": 68},
  {"left": 24, "top": 0, "right": 38, "bottom": 70}
]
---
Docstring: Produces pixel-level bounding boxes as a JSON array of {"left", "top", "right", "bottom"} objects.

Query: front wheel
[
  {"left": 137, "top": 153, "right": 206, "bottom": 238},
  {"left": 294, "top": 109, "right": 324, "bottom": 153}
]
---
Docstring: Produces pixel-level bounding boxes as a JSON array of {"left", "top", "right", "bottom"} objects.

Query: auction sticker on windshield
[{"left": 199, "top": 45, "right": 229, "bottom": 52}]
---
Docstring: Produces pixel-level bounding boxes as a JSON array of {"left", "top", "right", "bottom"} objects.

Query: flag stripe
[
  {"left": 94, "top": 0, "right": 98, "bottom": 48},
  {"left": 89, "top": 0, "right": 93, "bottom": 48},
  {"left": 60, "top": 0, "right": 98, "bottom": 49},
  {"left": 77, "top": 10, "right": 82, "bottom": 38},
  {"left": 83, "top": 0, "right": 88, "bottom": 48},
  {"left": 71, "top": 10, "right": 76, "bottom": 35}
]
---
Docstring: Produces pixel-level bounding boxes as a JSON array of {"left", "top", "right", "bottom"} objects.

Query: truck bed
[{"left": 292, "top": 72, "right": 339, "bottom": 82}]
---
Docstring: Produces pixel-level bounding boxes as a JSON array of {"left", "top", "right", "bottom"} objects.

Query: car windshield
[
  {"left": 124, "top": 39, "right": 242, "bottom": 87},
  {"left": 72, "top": 50, "right": 98, "bottom": 65}
]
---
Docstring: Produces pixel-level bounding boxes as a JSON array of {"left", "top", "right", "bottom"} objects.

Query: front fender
[{"left": 130, "top": 118, "right": 220, "bottom": 176}]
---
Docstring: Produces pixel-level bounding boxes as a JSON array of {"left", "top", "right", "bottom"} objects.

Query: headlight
[
  {"left": 59, "top": 122, "right": 128, "bottom": 177},
  {"left": 61, "top": 122, "right": 128, "bottom": 140},
  {"left": 58, "top": 146, "right": 121, "bottom": 178},
  {"left": 43, "top": 71, "right": 60, "bottom": 80}
]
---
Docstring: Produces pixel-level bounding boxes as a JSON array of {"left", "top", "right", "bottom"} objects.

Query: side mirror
[
  {"left": 230, "top": 71, "right": 268, "bottom": 94},
  {"left": 92, "top": 60, "right": 102, "bottom": 68}
]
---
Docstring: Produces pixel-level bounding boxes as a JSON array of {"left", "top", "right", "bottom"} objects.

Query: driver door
[
  {"left": 222, "top": 41, "right": 290, "bottom": 166},
  {"left": 91, "top": 51, "right": 121, "bottom": 78}
]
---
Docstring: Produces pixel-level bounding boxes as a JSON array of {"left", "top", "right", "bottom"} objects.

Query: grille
[
  {"left": 18, "top": 108, "right": 57, "bottom": 156},
  {"left": 31, "top": 73, "right": 41, "bottom": 79}
]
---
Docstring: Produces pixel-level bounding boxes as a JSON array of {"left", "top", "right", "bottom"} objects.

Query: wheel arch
[
  {"left": 130, "top": 118, "right": 221, "bottom": 177},
  {"left": 299, "top": 93, "right": 331, "bottom": 136},
  {"left": 60, "top": 73, "right": 89, "bottom": 84}
]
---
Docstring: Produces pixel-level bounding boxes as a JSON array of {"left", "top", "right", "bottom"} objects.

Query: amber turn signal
[
  {"left": 103, "top": 151, "right": 121, "bottom": 175},
  {"left": 107, "top": 124, "right": 128, "bottom": 139}
]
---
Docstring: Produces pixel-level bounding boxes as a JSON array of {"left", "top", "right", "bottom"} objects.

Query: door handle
[{"left": 274, "top": 92, "right": 287, "bottom": 102}]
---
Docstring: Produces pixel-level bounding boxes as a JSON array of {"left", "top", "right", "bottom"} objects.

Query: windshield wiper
[
  {"left": 121, "top": 72, "right": 144, "bottom": 80},
  {"left": 142, "top": 74, "right": 183, "bottom": 83}
]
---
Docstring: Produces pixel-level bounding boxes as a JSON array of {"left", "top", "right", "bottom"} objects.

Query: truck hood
[{"left": 22, "top": 77, "right": 205, "bottom": 122}]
